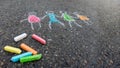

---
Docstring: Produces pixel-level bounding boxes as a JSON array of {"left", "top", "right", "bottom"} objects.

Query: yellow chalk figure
[{"left": 4, "top": 46, "right": 22, "bottom": 54}]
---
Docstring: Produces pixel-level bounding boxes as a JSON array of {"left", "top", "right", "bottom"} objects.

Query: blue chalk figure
[
  {"left": 11, "top": 52, "right": 32, "bottom": 62},
  {"left": 42, "top": 11, "right": 65, "bottom": 29}
]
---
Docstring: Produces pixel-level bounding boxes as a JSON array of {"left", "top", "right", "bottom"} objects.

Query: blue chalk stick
[{"left": 11, "top": 52, "right": 32, "bottom": 62}]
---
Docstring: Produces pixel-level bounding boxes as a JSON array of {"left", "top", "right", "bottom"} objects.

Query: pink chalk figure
[{"left": 20, "top": 12, "right": 44, "bottom": 30}]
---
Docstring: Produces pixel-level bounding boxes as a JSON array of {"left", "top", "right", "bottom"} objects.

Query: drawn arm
[
  {"left": 55, "top": 14, "right": 61, "bottom": 18},
  {"left": 20, "top": 18, "right": 27, "bottom": 23},
  {"left": 60, "top": 14, "right": 64, "bottom": 18},
  {"left": 71, "top": 16, "right": 78, "bottom": 19},
  {"left": 41, "top": 15, "right": 47, "bottom": 20}
]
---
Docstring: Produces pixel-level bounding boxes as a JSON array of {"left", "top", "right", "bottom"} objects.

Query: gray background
[{"left": 0, "top": 0, "right": 120, "bottom": 68}]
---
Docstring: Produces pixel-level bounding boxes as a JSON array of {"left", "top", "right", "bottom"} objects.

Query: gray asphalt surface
[{"left": 0, "top": 0, "right": 120, "bottom": 68}]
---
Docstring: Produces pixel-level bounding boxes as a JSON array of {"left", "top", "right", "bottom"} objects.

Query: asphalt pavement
[{"left": 0, "top": 0, "right": 120, "bottom": 68}]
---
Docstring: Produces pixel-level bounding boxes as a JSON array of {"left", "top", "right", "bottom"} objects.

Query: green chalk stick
[{"left": 20, "top": 54, "right": 42, "bottom": 63}]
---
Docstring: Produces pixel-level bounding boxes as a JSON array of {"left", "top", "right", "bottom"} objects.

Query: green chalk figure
[
  {"left": 20, "top": 54, "right": 42, "bottom": 63},
  {"left": 60, "top": 11, "right": 82, "bottom": 28}
]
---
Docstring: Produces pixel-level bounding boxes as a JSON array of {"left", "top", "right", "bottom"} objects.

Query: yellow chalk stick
[{"left": 4, "top": 46, "right": 22, "bottom": 54}]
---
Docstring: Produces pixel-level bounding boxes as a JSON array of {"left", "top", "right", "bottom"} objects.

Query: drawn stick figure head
[
  {"left": 46, "top": 11, "right": 54, "bottom": 14},
  {"left": 28, "top": 12, "right": 37, "bottom": 16},
  {"left": 59, "top": 11, "right": 63, "bottom": 14},
  {"left": 73, "top": 12, "right": 78, "bottom": 15}
]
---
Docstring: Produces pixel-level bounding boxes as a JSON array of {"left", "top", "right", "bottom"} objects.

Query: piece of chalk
[
  {"left": 11, "top": 52, "right": 32, "bottom": 62},
  {"left": 4, "top": 46, "right": 22, "bottom": 54},
  {"left": 14, "top": 33, "right": 27, "bottom": 42},
  {"left": 20, "top": 54, "right": 42, "bottom": 63},
  {"left": 20, "top": 43, "right": 37, "bottom": 55},
  {"left": 32, "top": 34, "right": 46, "bottom": 45}
]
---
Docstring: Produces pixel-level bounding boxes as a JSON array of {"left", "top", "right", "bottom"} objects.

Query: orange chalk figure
[
  {"left": 73, "top": 12, "right": 93, "bottom": 25},
  {"left": 78, "top": 15, "right": 89, "bottom": 21},
  {"left": 20, "top": 43, "right": 37, "bottom": 55}
]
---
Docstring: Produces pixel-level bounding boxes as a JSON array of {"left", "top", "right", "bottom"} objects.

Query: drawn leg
[
  {"left": 38, "top": 22, "right": 41, "bottom": 29},
  {"left": 88, "top": 20, "right": 93, "bottom": 25},
  {"left": 58, "top": 21, "right": 65, "bottom": 27},
  {"left": 20, "top": 18, "right": 27, "bottom": 23},
  {"left": 74, "top": 21, "right": 82, "bottom": 27},
  {"left": 30, "top": 23, "right": 34, "bottom": 30},
  {"left": 49, "top": 21, "right": 52, "bottom": 29},
  {"left": 38, "top": 22, "right": 41, "bottom": 28},
  {"left": 68, "top": 21, "right": 72, "bottom": 28},
  {"left": 83, "top": 20, "right": 90, "bottom": 25}
]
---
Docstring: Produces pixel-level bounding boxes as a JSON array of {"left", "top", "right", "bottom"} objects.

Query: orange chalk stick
[{"left": 20, "top": 43, "right": 37, "bottom": 55}]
